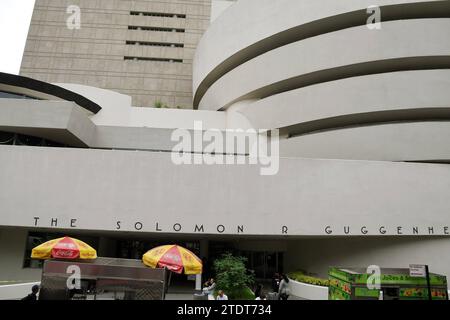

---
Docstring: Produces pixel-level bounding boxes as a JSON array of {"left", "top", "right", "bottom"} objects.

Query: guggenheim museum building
[{"left": 0, "top": 0, "right": 449, "bottom": 283}]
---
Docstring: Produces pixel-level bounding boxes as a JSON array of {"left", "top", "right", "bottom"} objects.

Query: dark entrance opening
[{"left": 240, "top": 251, "right": 284, "bottom": 280}]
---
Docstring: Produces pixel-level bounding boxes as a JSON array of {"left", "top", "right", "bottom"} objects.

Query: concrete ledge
[
  {"left": 0, "top": 99, "right": 95, "bottom": 147},
  {"left": 289, "top": 279, "right": 328, "bottom": 300}
]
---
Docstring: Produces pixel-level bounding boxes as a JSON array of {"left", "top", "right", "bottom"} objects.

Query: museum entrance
[{"left": 241, "top": 251, "right": 283, "bottom": 280}]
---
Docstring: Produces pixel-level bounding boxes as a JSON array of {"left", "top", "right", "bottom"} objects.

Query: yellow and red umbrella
[
  {"left": 31, "top": 236, "right": 97, "bottom": 260},
  {"left": 142, "top": 245, "right": 202, "bottom": 275}
]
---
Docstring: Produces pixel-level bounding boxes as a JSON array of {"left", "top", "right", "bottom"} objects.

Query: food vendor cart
[
  {"left": 328, "top": 267, "right": 448, "bottom": 300},
  {"left": 38, "top": 257, "right": 167, "bottom": 300}
]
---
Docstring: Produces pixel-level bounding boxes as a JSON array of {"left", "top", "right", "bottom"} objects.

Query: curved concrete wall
[
  {"left": 237, "top": 70, "right": 450, "bottom": 131},
  {"left": 280, "top": 122, "right": 450, "bottom": 161},
  {"left": 193, "top": 0, "right": 450, "bottom": 107},
  {"left": 288, "top": 280, "right": 328, "bottom": 300},
  {"left": 198, "top": 19, "right": 450, "bottom": 110},
  {"left": 193, "top": 3, "right": 450, "bottom": 163},
  {"left": 0, "top": 73, "right": 102, "bottom": 114}
]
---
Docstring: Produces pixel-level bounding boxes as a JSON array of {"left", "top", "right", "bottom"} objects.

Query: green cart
[{"left": 328, "top": 267, "right": 448, "bottom": 300}]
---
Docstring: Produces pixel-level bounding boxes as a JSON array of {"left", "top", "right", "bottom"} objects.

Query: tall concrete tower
[{"left": 20, "top": 0, "right": 212, "bottom": 109}]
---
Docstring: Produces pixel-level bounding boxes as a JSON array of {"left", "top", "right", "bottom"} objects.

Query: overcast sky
[{"left": 0, "top": 0, "right": 35, "bottom": 74}]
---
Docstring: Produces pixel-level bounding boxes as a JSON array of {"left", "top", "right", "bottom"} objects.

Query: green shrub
[
  {"left": 288, "top": 270, "right": 330, "bottom": 287},
  {"left": 154, "top": 100, "right": 169, "bottom": 108},
  {"left": 213, "top": 253, "right": 255, "bottom": 299}
]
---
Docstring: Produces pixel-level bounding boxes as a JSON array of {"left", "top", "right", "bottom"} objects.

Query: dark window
[
  {"left": 0, "top": 131, "right": 70, "bottom": 147},
  {"left": 0, "top": 131, "right": 15, "bottom": 145},
  {"left": 130, "top": 11, "right": 186, "bottom": 19},
  {"left": 125, "top": 40, "right": 184, "bottom": 48},
  {"left": 124, "top": 56, "right": 183, "bottom": 63},
  {"left": 128, "top": 25, "right": 185, "bottom": 33},
  {"left": 0, "top": 91, "right": 39, "bottom": 100}
]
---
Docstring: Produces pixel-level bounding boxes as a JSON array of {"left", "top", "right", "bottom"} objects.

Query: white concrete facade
[
  {"left": 0, "top": 0, "right": 449, "bottom": 290},
  {"left": 1, "top": 145, "right": 449, "bottom": 237}
]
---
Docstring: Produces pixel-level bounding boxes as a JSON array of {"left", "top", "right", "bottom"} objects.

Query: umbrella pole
[{"left": 195, "top": 274, "right": 202, "bottom": 291}]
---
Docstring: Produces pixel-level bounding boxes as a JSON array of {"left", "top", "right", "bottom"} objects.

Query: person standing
[
  {"left": 254, "top": 283, "right": 263, "bottom": 299},
  {"left": 202, "top": 278, "right": 216, "bottom": 296},
  {"left": 22, "top": 284, "right": 39, "bottom": 301},
  {"left": 278, "top": 274, "right": 290, "bottom": 300},
  {"left": 272, "top": 273, "right": 280, "bottom": 293}
]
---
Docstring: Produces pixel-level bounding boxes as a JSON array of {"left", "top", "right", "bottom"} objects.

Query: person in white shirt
[
  {"left": 202, "top": 278, "right": 216, "bottom": 296},
  {"left": 216, "top": 290, "right": 228, "bottom": 300},
  {"left": 278, "top": 274, "right": 291, "bottom": 300}
]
